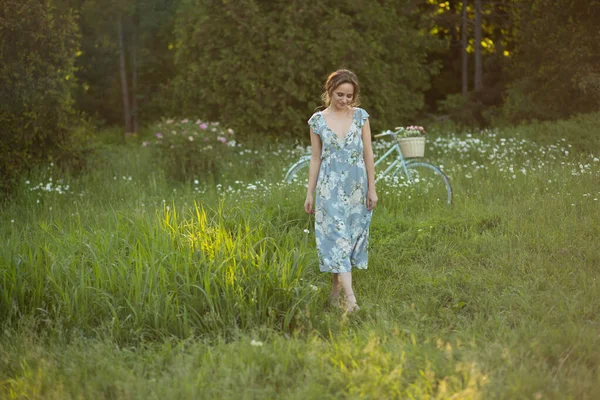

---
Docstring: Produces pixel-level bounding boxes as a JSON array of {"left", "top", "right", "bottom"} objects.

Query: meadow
[{"left": 1, "top": 113, "right": 599, "bottom": 399}]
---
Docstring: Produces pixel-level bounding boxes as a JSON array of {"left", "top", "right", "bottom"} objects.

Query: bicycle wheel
[
  {"left": 393, "top": 161, "right": 453, "bottom": 206},
  {"left": 285, "top": 157, "right": 310, "bottom": 183}
]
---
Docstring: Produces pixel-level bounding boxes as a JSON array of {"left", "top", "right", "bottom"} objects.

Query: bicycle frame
[
  {"left": 373, "top": 142, "right": 410, "bottom": 183},
  {"left": 285, "top": 128, "right": 452, "bottom": 205},
  {"left": 288, "top": 131, "right": 415, "bottom": 183}
]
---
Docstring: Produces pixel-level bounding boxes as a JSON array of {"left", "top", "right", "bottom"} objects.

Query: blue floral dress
[{"left": 308, "top": 107, "right": 372, "bottom": 273}]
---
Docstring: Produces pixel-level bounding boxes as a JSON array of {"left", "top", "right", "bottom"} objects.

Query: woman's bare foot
[{"left": 345, "top": 293, "right": 359, "bottom": 313}]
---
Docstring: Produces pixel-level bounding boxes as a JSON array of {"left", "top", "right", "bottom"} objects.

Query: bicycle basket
[{"left": 397, "top": 136, "right": 425, "bottom": 158}]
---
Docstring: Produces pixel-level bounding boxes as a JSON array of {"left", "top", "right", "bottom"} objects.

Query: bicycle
[{"left": 284, "top": 127, "right": 453, "bottom": 205}]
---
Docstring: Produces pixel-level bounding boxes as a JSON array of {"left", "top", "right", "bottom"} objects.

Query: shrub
[
  {"left": 437, "top": 92, "right": 501, "bottom": 128},
  {"left": 503, "top": 0, "right": 600, "bottom": 124},
  {"left": 0, "top": 0, "right": 86, "bottom": 196},
  {"left": 170, "top": 0, "right": 441, "bottom": 139},
  {"left": 437, "top": 93, "right": 473, "bottom": 126},
  {"left": 147, "top": 118, "right": 237, "bottom": 183}
]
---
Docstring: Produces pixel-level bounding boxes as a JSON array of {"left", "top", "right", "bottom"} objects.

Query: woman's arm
[
  {"left": 304, "top": 128, "right": 322, "bottom": 214},
  {"left": 361, "top": 119, "right": 378, "bottom": 210}
]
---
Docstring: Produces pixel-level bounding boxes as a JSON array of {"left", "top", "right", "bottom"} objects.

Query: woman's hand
[
  {"left": 304, "top": 194, "right": 315, "bottom": 214},
  {"left": 366, "top": 189, "right": 378, "bottom": 211}
]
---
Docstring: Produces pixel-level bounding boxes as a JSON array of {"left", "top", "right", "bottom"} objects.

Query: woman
[{"left": 304, "top": 69, "right": 378, "bottom": 312}]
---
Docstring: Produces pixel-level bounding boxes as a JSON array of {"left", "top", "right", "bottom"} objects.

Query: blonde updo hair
[{"left": 321, "top": 69, "right": 361, "bottom": 109}]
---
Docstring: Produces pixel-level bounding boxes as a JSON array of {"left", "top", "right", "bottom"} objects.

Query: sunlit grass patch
[{"left": 1, "top": 200, "right": 323, "bottom": 344}]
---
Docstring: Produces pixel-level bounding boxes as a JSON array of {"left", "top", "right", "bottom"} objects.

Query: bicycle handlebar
[{"left": 374, "top": 127, "right": 404, "bottom": 139}]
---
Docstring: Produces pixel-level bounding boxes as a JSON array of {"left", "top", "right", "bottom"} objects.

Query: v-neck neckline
[{"left": 320, "top": 109, "right": 355, "bottom": 141}]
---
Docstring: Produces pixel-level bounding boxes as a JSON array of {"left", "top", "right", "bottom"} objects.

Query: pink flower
[
  {"left": 181, "top": 119, "right": 189, "bottom": 124},
  {"left": 199, "top": 123, "right": 208, "bottom": 130},
  {"left": 218, "top": 136, "right": 227, "bottom": 143},
  {"left": 155, "top": 132, "right": 163, "bottom": 139}
]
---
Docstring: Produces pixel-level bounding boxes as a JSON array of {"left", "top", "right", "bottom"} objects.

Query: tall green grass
[
  {"left": 1, "top": 113, "right": 599, "bottom": 398},
  {"left": 1, "top": 190, "right": 321, "bottom": 342}
]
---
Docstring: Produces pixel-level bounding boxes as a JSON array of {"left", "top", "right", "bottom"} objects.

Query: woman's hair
[{"left": 320, "top": 69, "right": 361, "bottom": 109}]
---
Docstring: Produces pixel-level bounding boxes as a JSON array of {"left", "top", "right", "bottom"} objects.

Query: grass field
[{"left": 1, "top": 113, "right": 599, "bottom": 399}]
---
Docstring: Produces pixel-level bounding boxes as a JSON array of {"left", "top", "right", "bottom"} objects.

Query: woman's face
[{"left": 330, "top": 83, "right": 354, "bottom": 110}]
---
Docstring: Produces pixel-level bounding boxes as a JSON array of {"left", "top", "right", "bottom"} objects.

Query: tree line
[
  {"left": 1, "top": 0, "right": 598, "bottom": 192},
  {"left": 62, "top": 0, "right": 599, "bottom": 135}
]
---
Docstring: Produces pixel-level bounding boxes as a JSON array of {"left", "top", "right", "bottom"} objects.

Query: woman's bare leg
[
  {"left": 339, "top": 272, "right": 358, "bottom": 311},
  {"left": 330, "top": 273, "right": 342, "bottom": 305}
]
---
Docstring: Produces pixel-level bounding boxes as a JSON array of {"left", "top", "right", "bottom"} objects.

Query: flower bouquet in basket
[{"left": 396, "top": 125, "right": 427, "bottom": 158}]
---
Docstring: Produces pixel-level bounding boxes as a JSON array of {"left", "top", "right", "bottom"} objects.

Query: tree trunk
[
  {"left": 118, "top": 16, "right": 132, "bottom": 136},
  {"left": 461, "top": 0, "right": 469, "bottom": 97},
  {"left": 131, "top": 22, "right": 139, "bottom": 134},
  {"left": 474, "top": 0, "right": 483, "bottom": 92}
]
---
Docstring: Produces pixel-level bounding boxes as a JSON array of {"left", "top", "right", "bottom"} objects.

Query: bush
[
  {"left": 503, "top": 0, "right": 600, "bottom": 124},
  {"left": 436, "top": 93, "right": 476, "bottom": 126},
  {"left": 0, "top": 0, "right": 87, "bottom": 196},
  {"left": 170, "top": 0, "right": 441, "bottom": 139},
  {"left": 147, "top": 118, "right": 237, "bottom": 183}
]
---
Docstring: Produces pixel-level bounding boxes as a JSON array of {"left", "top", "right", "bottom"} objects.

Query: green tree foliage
[
  {"left": 422, "top": 0, "right": 514, "bottom": 126},
  {"left": 0, "top": 0, "right": 84, "bottom": 195},
  {"left": 73, "top": 0, "right": 125, "bottom": 125},
  {"left": 68, "top": 0, "right": 180, "bottom": 127},
  {"left": 9, "top": 0, "right": 594, "bottom": 140},
  {"left": 502, "top": 0, "right": 600, "bottom": 123},
  {"left": 171, "top": 0, "right": 441, "bottom": 138}
]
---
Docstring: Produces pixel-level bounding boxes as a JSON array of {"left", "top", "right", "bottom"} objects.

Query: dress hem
[{"left": 319, "top": 264, "right": 368, "bottom": 274}]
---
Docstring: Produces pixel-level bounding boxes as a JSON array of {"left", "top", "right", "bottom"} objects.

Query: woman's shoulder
[
  {"left": 352, "top": 107, "right": 370, "bottom": 120},
  {"left": 308, "top": 110, "right": 322, "bottom": 122},
  {"left": 308, "top": 110, "right": 325, "bottom": 132}
]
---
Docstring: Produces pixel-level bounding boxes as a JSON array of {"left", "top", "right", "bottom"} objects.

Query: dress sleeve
[
  {"left": 307, "top": 112, "right": 323, "bottom": 136},
  {"left": 354, "top": 108, "right": 370, "bottom": 129}
]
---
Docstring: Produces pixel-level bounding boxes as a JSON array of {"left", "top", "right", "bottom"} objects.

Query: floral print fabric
[{"left": 308, "top": 107, "right": 372, "bottom": 273}]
